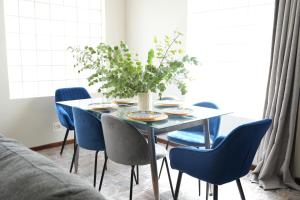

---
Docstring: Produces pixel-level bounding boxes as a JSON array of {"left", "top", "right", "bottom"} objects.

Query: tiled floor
[{"left": 39, "top": 144, "right": 300, "bottom": 200}]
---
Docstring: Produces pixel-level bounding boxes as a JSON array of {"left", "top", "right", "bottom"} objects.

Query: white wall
[{"left": 0, "top": 0, "right": 126, "bottom": 148}]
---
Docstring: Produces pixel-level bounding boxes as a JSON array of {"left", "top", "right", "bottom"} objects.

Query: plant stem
[{"left": 158, "top": 33, "right": 181, "bottom": 68}]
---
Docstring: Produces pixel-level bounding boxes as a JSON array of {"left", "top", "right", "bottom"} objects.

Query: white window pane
[
  {"left": 36, "top": 35, "right": 51, "bottom": 50},
  {"left": 23, "top": 82, "right": 38, "bottom": 98},
  {"left": 89, "top": 0, "right": 102, "bottom": 10},
  {"left": 77, "top": 0, "right": 89, "bottom": 9},
  {"left": 89, "top": 10, "right": 101, "bottom": 24},
  {"left": 35, "top": 2, "right": 50, "bottom": 19},
  {"left": 19, "top": 1, "right": 35, "bottom": 17},
  {"left": 7, "top": 50, "right": 21, "bottom": 66},
  {"left": 36, "top": 19, "right": 51, "bottom": 35},
  {"left": 51, "top": 21, "right": 65, "bottom": 36},
  {"left": 9, "top": 82, "right": 23, "bottom": 99},
  {"left": 89, "top": 24, "right": 101, "bottom": 37},
  {"left": 38, "top": 81, "right": 53, "bottom": 96},
  {"left": 21, "top": 50, "right": 37, "bottom": 66},
  {"left": 50, "top": 4, "right": 65, "bottom": 20},
  {"left": 5, "top": 16, "right": 19, "bottom": 33},
  {"left": 4, "top": 0, "right": 19, "bottom": 16},
  {"left": 64, "top": 7, "right": 77, "bottom": 21},
  {"left": 52, "top": 36, "right": 66, "bottom": 50},
  {"left": 6, "top": 33, "right": 20, "bottom": 49},
  {"left": 78, "top": 9, "right": 89, "bottom": 22},
  {"left": 37, "top": 51, "right": 51, "bottom": 65},
  {"left": 23, "top": 67, "right": 37, "bottom": 81},
  {"left": 20, "top": 34, "right": 36, "bottom": 50},
  {"left": 8, "top": 67, "right": 22, "bottom": 82},
  {"left": 38, "top": 66, "right": 52, "bottom": 81},
  {"left": 20, "top": 18, "right": 35, "bottom": 34},
  {"left": 4, "top": 0, "right": 103, "bottom": 99},
  {"left": 52, "top": 51, "right": 65, "bottom": 65}
]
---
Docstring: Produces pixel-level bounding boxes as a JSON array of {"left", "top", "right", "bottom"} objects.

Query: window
[
  {"left": 4, "top": 0, "right": 104, "bottom": 99},
  {"left": 186, "top": 0, "right": 274, "bottom": 118}
]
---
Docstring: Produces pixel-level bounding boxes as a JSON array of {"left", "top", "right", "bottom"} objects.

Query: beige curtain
[{"left": 252, "top": 0, "right": 300, "bottom": 190}]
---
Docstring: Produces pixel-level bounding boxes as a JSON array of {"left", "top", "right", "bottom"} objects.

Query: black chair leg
[
  {"left": 129, "top": 166, "right": 135, "bottom": 200},
  {"left": 206, "top": 182, "right": 209, "bottom": 200},
  {"left": 60, "top": 129, "right": 69, "bottom": 155},
  {"left": 73, "top": 132, "right": 76, "bottom": 151},
  {"left": 98, "top": 152, "right": 108, "bottom": 191},
  {"left": 174, "top": 171, "right": 183, "bottom": 200},
  {"left": 198, "top": 180, "right": 201, "bottom": 196},
  {"left": 158, "top": 141, "right": 169, "bottom": 179},
  {"left": 133, "top": 166, "right": 139, "bottom": 185},
  {"left": 164, "top": 158, "right": 175, "bottom": 198},
  {"left": 236, "top": 179, "right": 246, "bottom": 200},
  {"left": 213, "top": 185, "right": 218, "bottom": 200},
  {"left": 158, "top": 157, "right": 165, "bottom": 179},
  {"left": 94, "top": 151, "right": 99, "bottom": 187},
  {"left": 70, "top": 144, "right": 78, "bottom": 173}
]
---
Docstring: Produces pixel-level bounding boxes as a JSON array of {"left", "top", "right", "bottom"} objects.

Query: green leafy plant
[{"left": 69, "top": 31, "right": 198, "bottom": 98}]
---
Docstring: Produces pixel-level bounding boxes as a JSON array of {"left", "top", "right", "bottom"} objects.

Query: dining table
[{"left": 57, "top": 98, "right": 231, "bottom": 200}]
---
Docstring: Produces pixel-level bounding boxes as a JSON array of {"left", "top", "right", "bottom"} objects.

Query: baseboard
[{"left": 30, "top": 139, "right": 75, "bottom": 151}]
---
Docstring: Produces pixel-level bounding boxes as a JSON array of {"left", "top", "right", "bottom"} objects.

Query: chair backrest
[
  {"left": 55, "top": 87, "right": 91, "bottom": 124},
  {"left": 212, "top": 119, "right": 272, "bottom": 184},
  {"left": 184, "top": 102, "right": 220, "bottom": 140},
  {"left": 72, "top": 107, "right": 105, "bottom": 151},
  {"left": 101, "top": 114, "right": 150, "bottom": 166}
]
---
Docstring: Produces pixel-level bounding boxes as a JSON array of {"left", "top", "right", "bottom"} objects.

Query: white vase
[{"left": 137, "top": 92, "right": 152, "bottom": 111}]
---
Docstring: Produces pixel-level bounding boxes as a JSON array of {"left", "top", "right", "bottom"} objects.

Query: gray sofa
[{"left": 0, "top": 134, "right": 106, "bottom": 200}]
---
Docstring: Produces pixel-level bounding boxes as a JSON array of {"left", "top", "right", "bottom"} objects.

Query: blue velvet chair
[
  {"left": 169, "top": 119, "right": 272, "bottom": 200},
  {"left": 159, "top": 102, "right": 220, "bottom": 197},
  {"left": 55, "top": 87, "right": 91, "bottom": 155},
  {"left": 166, "top": 102, "right": 221, "bottom": 148},
  {"left": 70, "top": 107, "right": 106, "bottom": 188}
]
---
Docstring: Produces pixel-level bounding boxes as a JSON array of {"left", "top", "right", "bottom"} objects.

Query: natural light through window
[
  {"left": 186, "top": 0, "right": 275, "bottom": 118},
  {"left": 4, "top": 0, "right": 104, "bottom": 99}
]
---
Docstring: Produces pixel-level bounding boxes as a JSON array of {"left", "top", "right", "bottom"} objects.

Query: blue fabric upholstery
[
  {"left": 55, "top": 87, "right": 91, "bottom": 130},
  {"left": 169, "top": 119, "right": 272, "bottom": 185},
  {"left": 72, "top": 107, "right": 105, "bottom": 151},
  {"left": 167, "top": 102, "right": 220, "bottom": 146}
]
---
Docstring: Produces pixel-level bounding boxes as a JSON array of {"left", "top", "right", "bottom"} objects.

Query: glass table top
[{"left": 57, "top": 98, "right": 231, "bottom": 133}]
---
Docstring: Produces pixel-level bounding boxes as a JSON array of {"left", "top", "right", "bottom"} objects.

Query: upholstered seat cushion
[
  {"left": 167, "top": 130, "right": 213, "bottom": 147},
  {"left": 0, "top": 134, "right": 105, "bottom": 200}
]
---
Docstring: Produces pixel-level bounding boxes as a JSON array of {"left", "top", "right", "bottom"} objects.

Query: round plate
[
  {"left": 87, "top": 103, "right": 118, "bottom": 111},
  {"left": 126, "top": 111, "right": 168, "bottom": 122},
  {"left": 114, "top": 99, "right": 137, "bottom": 105},
  {"left": 163, "top": 108, "right": 193, "bottom": 116},
  {"left": 155, "top": 100, "right": 182, "bottom": 107}
]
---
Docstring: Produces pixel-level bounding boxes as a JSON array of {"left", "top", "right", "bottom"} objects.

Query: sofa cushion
[{"left": 0, "top": 134, "right": 106, "bottom": 200}]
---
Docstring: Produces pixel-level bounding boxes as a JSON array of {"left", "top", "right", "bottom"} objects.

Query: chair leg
[
  {"left": 213, "top": 185, "right": 218, "bottom": 200},
  {"left": 69, "top": 144, "right": 78, "bottom": 173},
  {"left": 174, "top": 171, "right": 183, "bottom": 200},
  {"left": 198, "top": 180, "right": 201, "bottom": 196},
  {"left": 158, "top": 141, "right": 169, "bottom": 179},
  {"left": 164, "top": 157, "right": 175, "bottom": 198},
  {"left": 60, "top": 129, "right": 69, "bottom": 155},
  {"left": 98, "top": 152, "right": 108, "bottom": 191},
  {"left": 236, "top": 179, "right": 246, "bottom": 200},
  {"left": 129, "top": 166, "right": 135, "bottom": 200},
  {"left": 206, "top": 182, "right": 210, "bottom": 200},
  {"left": 133, "top": 166, "right": 139, "bottom": 185},
  {"left": 94, "top": 151, "right": 99, "bottom": 187},
  {"left": 158, "top": 157, "right": 165, "bottom": 179}
]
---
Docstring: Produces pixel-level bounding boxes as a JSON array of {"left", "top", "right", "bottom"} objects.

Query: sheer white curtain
[{"left": 186, "top": 0, "right": 274, "bottom": 119}]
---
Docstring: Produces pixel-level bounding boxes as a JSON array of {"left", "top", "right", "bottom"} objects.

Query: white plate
[
  {"left": 87, "top": 103, "right": 118, "bottom": 111},
  {"left": 163, "top": 108, "right": 193, "bottom": 116},
  {"left": 155, "top": 100, "right": 182, "bottom": 107}
]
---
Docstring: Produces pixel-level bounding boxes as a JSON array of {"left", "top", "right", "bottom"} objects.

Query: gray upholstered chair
[{"left": 100, "top": 114, "right": 174, "bottom": 200}]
